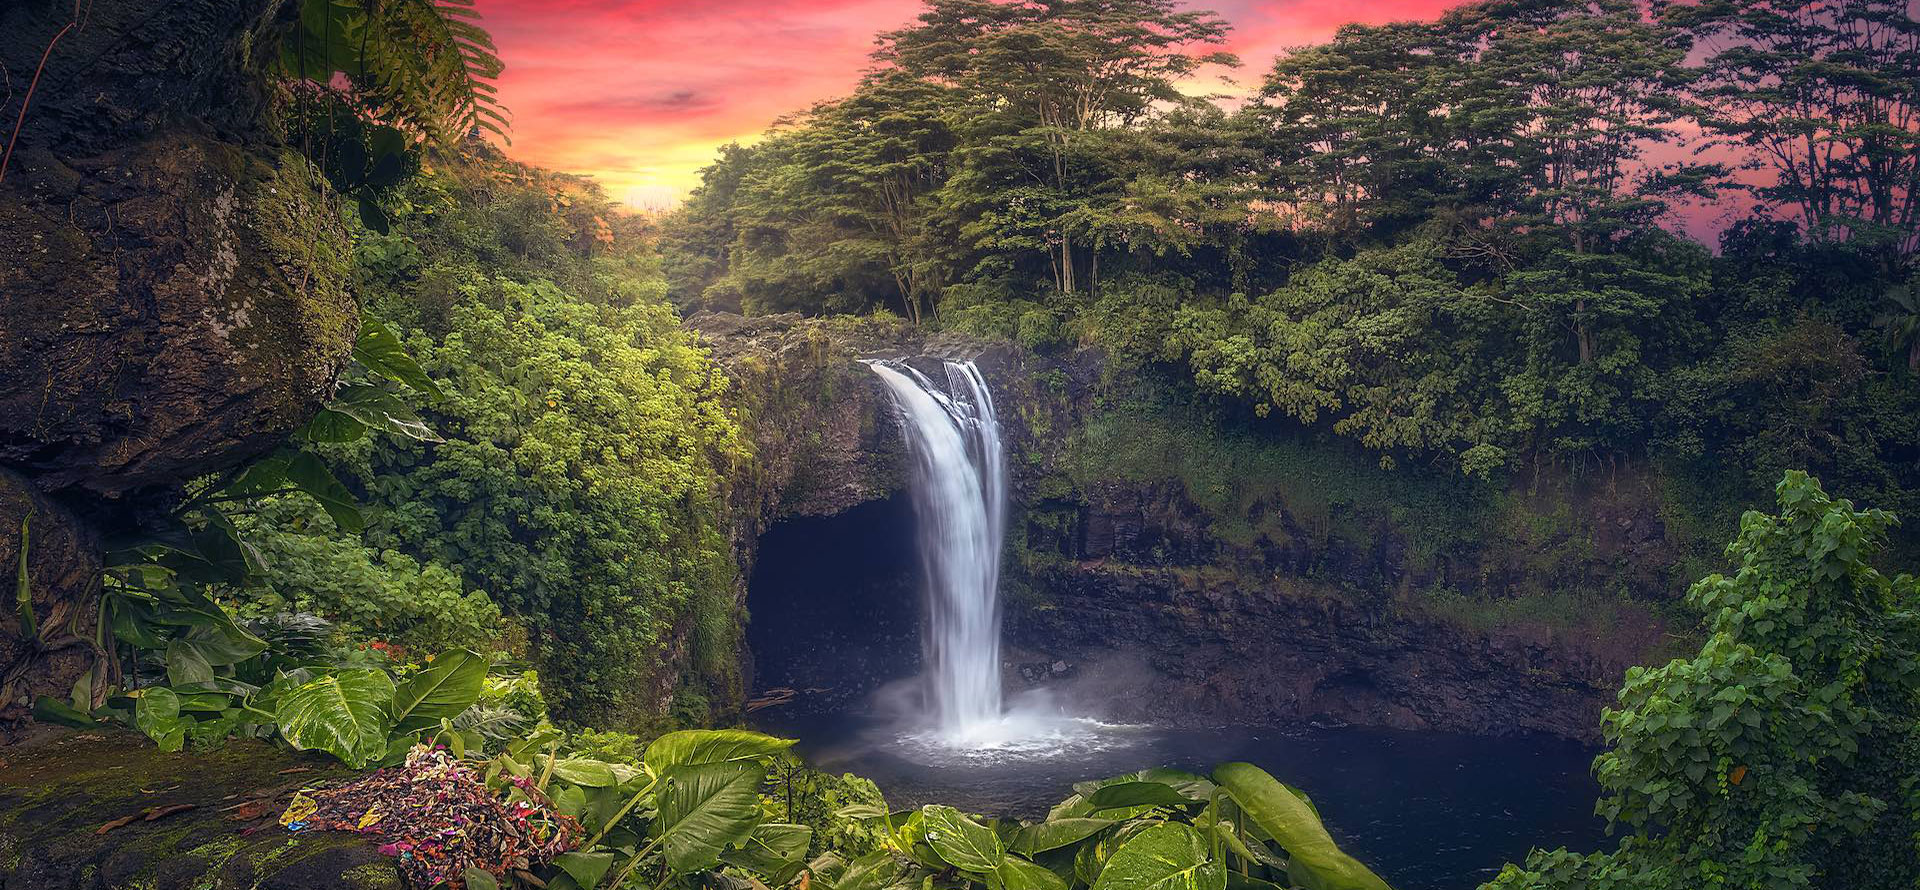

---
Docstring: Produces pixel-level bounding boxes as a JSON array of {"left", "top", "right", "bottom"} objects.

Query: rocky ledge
[{"left": 0, "top": 729, "right": 397, "bottom": 890}]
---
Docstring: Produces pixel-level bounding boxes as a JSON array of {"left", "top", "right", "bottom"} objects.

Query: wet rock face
[
  {"left": 0, "top": 470, "right": 101, "bottom": 716},
  {"left": 1006, "top": 564, "right": 1658, "bottom": 741},
  {"left": 0, "top": 137, "right": 356, "bottom": 497}
]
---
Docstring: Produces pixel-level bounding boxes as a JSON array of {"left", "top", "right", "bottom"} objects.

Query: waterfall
[{"left": 868, "top": 360, "right": 1008, "bottom": 739}]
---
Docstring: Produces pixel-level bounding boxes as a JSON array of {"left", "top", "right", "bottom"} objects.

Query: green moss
[{"left": 342, "top": 861, "right": 408, "bottom": 890}]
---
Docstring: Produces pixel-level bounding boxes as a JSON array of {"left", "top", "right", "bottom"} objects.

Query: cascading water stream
[
  {"left": 868, "top": 360, "right": 1008, "bottom": 740},
  {"left": 868, "top": 359, "right": 1122, "bottom": 759}
]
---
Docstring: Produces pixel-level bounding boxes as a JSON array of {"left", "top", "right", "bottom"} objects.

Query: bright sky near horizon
[{"left": 473, "top": 0, "right": 1457, "bottom": 209}]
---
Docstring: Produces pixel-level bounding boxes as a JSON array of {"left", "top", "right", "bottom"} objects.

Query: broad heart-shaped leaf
[
  {"left": 553, "top": 851, "right": 616, "bottom": 889},
  {"left": 1014, "top": 817, "right": 1115, "bottom": 855},
  {"left": 353, "top": 319, "right": 445, "bottom": 399},
  {"left": 329, "top": 383, "right": 442, "bottom": 443},
  {"left": 991, "top": 855, "right": 1071, "bottom": 890},
  {"left": 921, "top": 804, "right": 1004, "bottom": 873},
  {"left": 274, "top": 669, "right": 396, "bottom": 768},
  {"left": 655, "top": 762, "right": 766, "bottom": 873},
  {"left": 300, "top": 409, "right": 367, "bottom": 443},
  {"left": 391, "top": 648, "right": 487, "bottom": 732},
  {"left": 1088, "top": 781, "right": 1203, "bottom": 811},
  {"left": 720, "top": 822, "right": 813, "bottom": 883},
  {"left": 643, "top": 728, "right": 794, "bottom": 774},
  {"left": 1211, "top": 763, "right": 1390, "bottom": 890},
  {"left": 134, "top": 688, "right": 187, "bottom": 752},
  {"left": 165, "top": 639, "right": 215, "bottom": 685},
  {"left": 830, "top": 850, "right": 902, "bottom": 890},
  {"left": 286, "top": 452, "right": 365, "bottom": 533},
  {"left": 1090, "top": 823, "right": 1225, "bottom": 890}
]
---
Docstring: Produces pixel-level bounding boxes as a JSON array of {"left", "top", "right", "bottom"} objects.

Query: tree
[
  {"left": 879, "top": 0, "right": 1237, "bottom": 296},
  {"left": 1664, "top": 0, "right": 1920, "bottom": 259},
  {"left": 1487, "top": 472, "right": 1920, "bottom": 890}
]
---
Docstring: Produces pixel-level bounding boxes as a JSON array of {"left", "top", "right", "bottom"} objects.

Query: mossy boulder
[
  {"left": 0, "top": 729, "right": 399, "bottom": 889},
  {"left": 0, "top": 135, "right": 356, "bottom": 498}
]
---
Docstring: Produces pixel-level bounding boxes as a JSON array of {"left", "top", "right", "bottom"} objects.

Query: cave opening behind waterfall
[{"left": 746, "top": 493, "right": 924, "bottom": 713}]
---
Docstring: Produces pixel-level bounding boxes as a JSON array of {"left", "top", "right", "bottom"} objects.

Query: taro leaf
[
  {"left": 1013, "top": 817, "right": 1115, "bottom": 855},
  {"left": 549, "top": 757, "right": 621, "bottom": 788},
  {"left": 222, "top": 455, "right": 292, "bottom": 497},
  {"left": 390, "top": 648, "right": 486, "bottom": 733},
  {"left": 177, "top": 626, "right": 269, "bottom": 668},
  {"left": 286, "top": 453, "right": 365, "bottom": 533},
  {"left": 655, "top": 762, "right": 765, "bottom": 873},
  {"left": 1088, "top": 781, "right": 1202, "bottom": 811},
  {"left": 274, "top": 669, "right": 396, "bottom": 768},
  {"left": 833, "top": 850, "right": 903, "bottom": 890},
  {"left": 992, "top": 854, "right": 1071, "bottom": 890},
  {"left": 554, "top": 850, "right": 616, "bottom": 889},
  {"left": 921, "top": 804, "right": 1004, "bottom": 873},
  {"left": 301, "top": 409, "right": 368, "bottom": 443},
  {"left": 33, "top": 695, "right": 96, "bottom": 727},
  {"left": 329, "top": 384, "right": 440, "bottom": 442},
  {"left": 353, "top": 320, "right": 443, "bottom": 399},
  {"left": 1212, "top": 763, "right": 1389, "bottom": 890},
  {"left": 643, "top": 728, "right": 794, "bottom": 774},
  {"left": 165, "top": 639, "right": 215, "bottom": 686},
  {"left": 1090, "top": 823, "right": 1224, "bottom": 890},
  {"left": 358, "top": 196, "right": 391, "bottom": 235},
  {"left": 720, "top": 822, "right": 813, "bottom": 884},
  {"left": 134, "top": 687, "right": 187, "bottom": 753}
]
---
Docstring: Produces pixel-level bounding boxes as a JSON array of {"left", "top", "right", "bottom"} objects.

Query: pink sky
[{"left": 473, "top": 0, "right": 1461, "bottom": 208}]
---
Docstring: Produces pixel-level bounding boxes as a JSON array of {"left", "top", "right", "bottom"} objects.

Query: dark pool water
[{"left": 755, "top": 711, "right": 1609, "bottom": 890}]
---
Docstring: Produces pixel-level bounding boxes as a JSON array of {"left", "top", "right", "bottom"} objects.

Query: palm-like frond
[{"left": 283, "top": 0, "right": 511, "bottom": 144}]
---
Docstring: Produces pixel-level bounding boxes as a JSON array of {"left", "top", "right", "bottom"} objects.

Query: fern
[{"left": 282, "top": 0, "right": 511, "bottom": 144}]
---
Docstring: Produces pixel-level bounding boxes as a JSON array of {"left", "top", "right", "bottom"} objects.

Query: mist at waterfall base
[{"left": 864, "top": 360, "right": 1120, "bottom": 761}]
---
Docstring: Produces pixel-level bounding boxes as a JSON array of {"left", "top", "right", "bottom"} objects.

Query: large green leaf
[
  {"left": 165, "top": 640, "right": 215, "bottom": 685},
  {"left": 390, "top": 648, "right": 487, "bottom": 732},
  {"left": 553, "top": 851, "right": 616, "bottom": 889},
  {"left": 1211, "top": 763, "right": 1390, "bottom": 890},
  {"left": 134, "top": 687, "right": 187, "bottom": 752},
  {"left": 33, "top": 695, "right": 97, "bottom": 728},
  {"left": 1090, "top": 823, "right": 1225, "bottom": 890},
  {"left": 1088, "top": 781, "right": 1202, "bottom": 811},
  {"left": 353, "top": 319, "right": 445, "bottom": 399},
  {"left": 643, "top": 728, "right": 794, "bottom": 774},
  {"left": 1013, "top": 817, "right": 1115, "bottom": 855},
  {"left": 921, "top": 804, "right": 1004, "bottom": 873},
  {"left": 992, "top": 855, "right": 1071, "bottom": 890},
  {"left": 286, "top": 452, "right": 366, "bottom": 533},
  {"left": 655, "top": 762, "right": 766, "bottom": 873},
  {"left": 720, "top": 822, "right": 813, "bottom": 883},
  {"left": 274, "top": 669, "right": 396, "bottom": 768},
  {"left": 328, "top": 384, "right": 442, "bottom": 442},
  {"left": 829, "top": 850, "right": 902, "bottom": 890}
]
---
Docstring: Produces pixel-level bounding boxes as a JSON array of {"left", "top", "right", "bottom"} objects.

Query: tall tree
[
  {"left": 1664, "top": 0, "right": 1920, "bottom": 258},
  {"left": 878, "top": 0, "right": 1237, "bottom": 295}
]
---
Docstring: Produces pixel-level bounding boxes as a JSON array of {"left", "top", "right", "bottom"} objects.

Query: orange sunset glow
[{"left": 475, "top": 0, "right": 1459, "bottom": 208}]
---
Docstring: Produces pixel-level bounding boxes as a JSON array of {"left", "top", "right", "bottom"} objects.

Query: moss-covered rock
[
  {"left": 0, "top": 729, "right": 399, "bottom": 889},
  {"left": 0, "top": 135, "right": 356, "bottom": 498}
]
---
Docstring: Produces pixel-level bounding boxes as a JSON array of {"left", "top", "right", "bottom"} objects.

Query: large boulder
[
  {"left": 0, "top": 136, "right": 356, "bottom": 497},
  {"left": 0, "top": 0, "right": 354, "bottom": 499}
]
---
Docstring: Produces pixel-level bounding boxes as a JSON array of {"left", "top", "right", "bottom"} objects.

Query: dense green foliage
[
  {"left": 317, "top": 153, "right": 745, "bottom": 729},
  {"left": 1488, "top": 472, "right": 1920, "bottom": 889},
  {"left": 664, "top": 0, "right": 1920, "bottom": 521}
]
